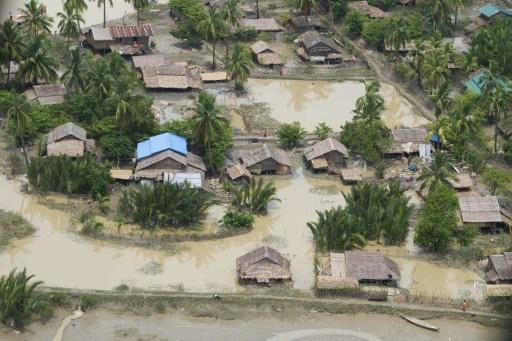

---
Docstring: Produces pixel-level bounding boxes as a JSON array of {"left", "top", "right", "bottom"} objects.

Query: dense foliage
[
  {"left": 232, "top": 178, "right": 280, "bottom": 214},
  {"left": 277, "top": 121, "right": 306, "bottom": 149},
  {"left": 119, "top": 182, "right": 213, "bottom": 228},
  {"left": 313, "top": 122, "right": 334, "bottom": 140},
  {"left": 27, "top": 156, "right": 111, "bottom": 199},
  {"left": 220, "top": 210, "right": 255, "bottom": 230}
]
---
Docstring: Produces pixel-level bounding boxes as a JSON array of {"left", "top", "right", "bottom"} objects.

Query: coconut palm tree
[
  {"left": 451, "top": 0, "right": 466, "bottom": 27},
  {"left": 256, "top": 0, "right": 260, "bottom": 19},
  {"left": 421, "top": 49, "right": 449, "bottom": 92},
  {"left": 424, "top": 0, "right": 452, "bottom": 32},
  {"left": 232, "top": 178, "right": 280, "bottom": 213},
  {"left": 385, "top": 17, "right": 410, "bottom": 54},
  {"left": 418, "top": 151, "right": 454, "bottom": 192},
  {"left": 6, "top": 94, "right": 32, "bottom": 167},
  {"left": 197, "top": 5, "right": 226, "bottom": 69},
  {"left": 125, "top": 0, "right": 149, "bottom": 25},
  {"left": 295, "top": 0, "right": 317, "bottom": 27},
  {"left": 222, "top": 0, "right": 242, "bottom": 56},
  {"left": 411, "top": 39, "right": 428, "bottom": 88},
  {"left": 482, "top": 82, "right": 512, "bottom": 157},
  {"left": 64, "top": 0, "right": 88, "bottom": 34},
  {"left": 353, "top": 80, "right": 385, "bottom": 122},
  {"left": 428, "top": 80, "right": 451, "bottom": 118},
  {"left": 17, "top": 36, "right": 58, "bottom": 86},
  {"left": 0, "top": 21, "right": 25, "bottom": 85},
  {"left": 85, "top": 60, "right": 115, "bottom": 100},
  {"left": 20, "top": 0, "right": 53, "bottom": 38},
  {"left": 61, "top": 48, "right": 87, "bottom": 93},
  {"left": 191, "top": 92, "right": 228, "bottom": 169},
  {"left": 57, "top": 7, "right": 84, "bottom": 48},
  {"left": 226, "top": 43, "right": 253, "bottom": 90},
  {"left": 93, "top": 0, "right": 114, "bottom": 28}
]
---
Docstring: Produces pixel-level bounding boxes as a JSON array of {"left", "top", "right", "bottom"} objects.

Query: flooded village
[{"left": 0, "top": 0, "right": 511, "bottom": 340}]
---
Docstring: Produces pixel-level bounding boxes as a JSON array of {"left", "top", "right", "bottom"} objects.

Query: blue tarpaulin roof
[
  {"left": 430, "top": 134, "right": 441, "bottom": 143},
  {"left": 136, "top": 133, "right": 187, "bottom": 160},
  {"left": 479, "top": 4, "right": 512, "bottom": 17},
  {"left": 464, "top": 70, "right": 512, "bottom": 95}
]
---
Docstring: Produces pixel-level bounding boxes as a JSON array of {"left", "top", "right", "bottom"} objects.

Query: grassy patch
[{"left": 0, "top": 209, "right": 35, "bottom": 250}]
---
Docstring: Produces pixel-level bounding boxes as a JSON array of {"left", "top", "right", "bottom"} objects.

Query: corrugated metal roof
[
  {"left": 480, "top": 4, "right": 501, "bottom": 18},
  {"left": 136, "top": 132, "right": 187, "bottom": 160},
  {"left": 90, "top": 26, "right": 113, "bottom": 41},
  {"left": 163, "top": 172, "right": 203, "bottom": 189},
  {"left": 109, "top": 24, "right": 153, "bottom": 39}
]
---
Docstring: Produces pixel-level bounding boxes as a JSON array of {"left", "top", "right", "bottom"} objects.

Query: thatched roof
[
  {"left": 132, "top": 54, "right": 165, "bottom": 69},
  {"left": 448, "top": 173, "right": 473, "bottom": 189},
  {"left": 257, "top": 53, "right": 283, "bottom": 66},
  {"left": 310, "top": 157, "right": 328, "bottom": 170},
  {"left": 200, "top": 71, "right": 228, "bottom": 82},
  {"left": 135, "top": 149, "right": 206, "bottom": 173},
  {"left": 290, "top": 16, "right": 327, "bottom": 30},
  {"left": 345, "top": 251, "right": 400, "bottom": 281},
  {"left": 242, "top": 18, "right": 283, "bottom": 32},
  {"left": 340, "top": 169, "right": 363, "bottom": 182},
  {"left": 47, "top": 140, "right": 85, "bottom": 157},
  {"left": 236, "top": 246, "right": 291, "bottom": 283},
  {"left": 304, "top": 138, "right": 348, "bottom": 161},
  {"left": 141, "top": 65, "right": 202, "bottom": 90},
  {"left": 186, "top": 152, "right": 207, "bottom": 172},
  {"left": 298, "top": 31, "right": 342, "bottom": 54},
  {"left": 316, "top": 275, "right": 359, "bottom": 290},
  {"left": 459, "top": 196, "right": 502, "bottom": 223},
  {"left": 110, "top": 169, "right": 133, "bottom": 180},
  {"left": 487, "top": 252, "right": 512, "bottom": 281},
  {"left": 250, "top": 40, "right": 277, "bottom": 55},
  {"left": 226, "top": 164, "right": 252, "bottom": 181},
  {"left": 47, "top": 122, "right": 87, "bottom": 144},
  {"left": 33, "top": 84, "right": 66, "bottom": 105},
  {"left": 349, "top": 1, "right": 389, "bottom": 18},
  {"left": 89, "top": 26, "right": 113, "bottom": 41},
  {"left": 241, "top": 144, "right": 291, "bottom": 168},
  {"left": 388, "top": 128, "right": 427, "bottom": 154}
]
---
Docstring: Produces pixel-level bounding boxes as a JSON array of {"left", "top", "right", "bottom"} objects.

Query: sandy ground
[{"left": 2, "top": 309, "right": 510, "bottom": 341}]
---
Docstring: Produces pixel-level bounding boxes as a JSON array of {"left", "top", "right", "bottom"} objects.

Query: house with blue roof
[
  {"left": 134, "top": 132, "right": 206, "bottom": 181},
  {"left": 463, "top": 69, "right": 512, "bottom": 96},
  {"left": 465, "top": 4, "right": 512, "bottom": 31}
]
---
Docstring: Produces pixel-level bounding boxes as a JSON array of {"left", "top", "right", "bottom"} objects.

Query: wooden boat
[{"left": 400, "top": 313, "right": 440, "bottom": 332}]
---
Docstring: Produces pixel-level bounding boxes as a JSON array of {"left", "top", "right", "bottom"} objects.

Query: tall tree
[
  {"left": 451, "top": 0, "right": 465, "bottom": 28},
  {"left": 256, "top": 0, "right": 260, "bottom": 19},
  {"left": 423, "top": 0, "right": 452, "bottom": 32},
  {"left": 64, "top": 0, "right": 88, "bottom": 34},
  {"left": 197, "top": 5, "right": 226, "bottom": 69},
  {"left": 57, "top": 7, "right": 84, "bottom": 48},
  {"left": 385, "top": 17, "right": 410, "bottom": 54},
  {"left": 61, "top": 48, "right": 88, "bottom": 93},
  {"left": 428, "top": 80, "right": 451, "bottom": 118},
  {"left": 20, "top": 0, "right": 54, "bottom": 37},
  {"left": 6, "top": 94, "right": 32, "bottom": 167},
  {"left": 125, "top": 0, "right": 149, "bottom": 25},
  {"left": 353, "top": 80, "right": 385, "bottom": 122},
  {"left": 418, "top": 151, "right": 453, "bottom": 192},
  {"left": 191, "top": 92, "right": 228, "bottom": 169},
  {"left": 421, "top": 49, "right": 449, "bottom": 92},
  {"left": 222, "top": 0, "right": 242, "bottom": 56},
  {"left": 0, "top": 21, "right": 25, "bottom": 85},
  {"left": 295, "top": 0, "right": 317, "bottom": 27},
  {"left": 411, "top": 39, "right": 428, "bottom": 88},
  {"left": 17, "top": 36, "right": 58, "bottom": 86},
  {"left": 226, "top": 43, "right": 253, "bottom": 90},
  {"left": 93, "top": 0, "right": 114, "bottom": 28},
  {"left": 482, "top": 80, "right": 512, "bottom": 157}
]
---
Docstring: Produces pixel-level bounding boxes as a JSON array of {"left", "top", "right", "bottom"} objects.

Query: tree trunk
[
  {"left": 256, "top": 0, "right": 259, "bottom": 19},
  {"left": 225, "top": 36, "right": 229, "bottom": 59},
  {"left": 454, "top": 6, "right": 458, "bottom": 27},
  {"left": 6, "top": 59, "right": 11, "bottom": 85},
  {"left": 137, "top": 9, "right": 140, "bottom": 25},
  {"left": 103, "top": 2, "right": 106, "bottom": 28},
  {"left": 494, "top": 112, "right": 498, "bottom": 158},
  {"left": 328, "top": 0, "right": 334, "bottom": 30},
  {"left": 212, "top": 42, "right": 216, "bottom": 69},
  {"left": 20, "top": 134, "right": 29, "bottom": 168},
  {"left": 67, "top": 36, "right": 70, "bottom": 49}
]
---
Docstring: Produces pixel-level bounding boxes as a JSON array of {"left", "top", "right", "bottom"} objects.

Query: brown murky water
[{"left": 239, "top": 79, "right": 429, "bottom": 131}]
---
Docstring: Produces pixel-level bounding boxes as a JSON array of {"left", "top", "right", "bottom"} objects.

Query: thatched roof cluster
[
  {"left": 340, "top": 169, "right": 363, "bottom": 183},
  {"left": 242, "top": 18, "right": 283, "bottom": 32},
  {"left": 46, "top": 122, "right": 94, "bottom": 157},
  {"left": 448, "top": 173, "right": 473, "bottom": 190},
  {"left": 226, "top": 164, "right": 252, "bottom": 181},
  {"left": 349, "top": 1, "right": 389, "bottom": 18},
  {"left": 132, "top": 54, "right": 165, "bottom": 70},
  {"left": 241, "top": 144, "right": 291, "bottom": 168},
  {"left": 458, "top": 195, "right": 502, "bottom": 223},
  {"left": 141, "top": 65, "right": 202, "bottom": 90},
  {"left": 250, "top": 41, "right": 283, "bottom": 66},
  {"left": 236, "top": 246, "right": 291, "bottom": 284},
  {"left": 345, "top": 251, "right": 400, "bottom": 281},
  {"left": 304, "top": 138, "right": 348, "bottom": 162},
  {"left": 388, "top": 128, "right": 427, "bottom": 154},
  {"left": 298, "top": 31, "right": 342, "bottom": 54},
  {"left": 26, "top": 84, "right": 67, "bottom": 105},
  {"left": 487, "top": 252, "right": 512, "bottom": 282}
]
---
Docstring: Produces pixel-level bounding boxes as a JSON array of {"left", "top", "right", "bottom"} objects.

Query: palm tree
[
  {"left": 64, "top": 0, "right": 88, "bottom": 34},
  {"left": 295, "top": 0, "right": 317, "bottom": 27},
  {"left": 353, "top": 80, "right": 385, "bottom": 122},
  {"left": 93, "top": 0, "right": 114, "bottom": 28},
  {"left": 232, "top": 178, "right": 280, "bottom": 213},
  {"left": 483, "top": 82, "right": 512, "bottom": 157},
  {"left": 0, "top": 21, "right": 25, "bottom": 85},
  {"left": 451, "top": 0, "right": 465, "bottom": 27},
  {"left": 428, "top": 80, "right": 451, "bottom": 118},
  {"left": 191, "top": 92, "right": 228, "bottom": 169},
  {"left": 20, "top": 0, "right": 53, "bottom": 38},
  {"left": 57, "top": 7, "right": 84, "bottom": 48},
  {"left": 61, "top": 48, "right": 87, "bottom": 92},
  {"left": 425, "top": 0, "right": 452, "bottom": 32},
  {"left": 222, "top": 0, "right": 242, "bottom": 56},
  {"left": 411, "top": 39, "right": 428, "bottom": 88},
  {"left": 256, "top": 0, "right": 260, "bottom": 19},
  {"left": 226, "top": 43, "right": 253, "bottom": 90},
  {"left": 125, "top": 0, "right": 149, "bottom": 25},
  {"left": 6, "top": 94, "right": 32, "bottom": 167},
  {"left": 418, "top": 151, "right": 454, "bottom": 192},
  {"left": 85, "top": 60, "right": 115, "bottom": 100},
  {"left": 197, "top": 5, "right": 226, "bottom": 69},
  {"left": 17, "top": 36, "right": 58, "bottom": 86},
  {"left": 386, "top": 17, "right": 410, "bottom": 54},
  {"left": 421, "top": 49, "right": 449, "bottom": 92}
]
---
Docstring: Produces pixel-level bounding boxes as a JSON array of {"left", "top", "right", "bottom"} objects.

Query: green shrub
[
  {"left": 47, "top": 293, "right": 71, "bottom": 308},
  {"left": 99, "top": 134, "right": 134, "bottom": 164},
  {"left": 394, "top": 62, "right": 415, "bottom": 80},
  {"left": 368, "top": 0, "right": 396, "bottom": 10},
  {"left": 313, "top": 123, "right": 334, "bottom": 140},
  {"left": 81, "top": 218, "right": 104, "bottom": 235},
  {"left": 220, "top": 210, "right": 255, "bottom": 230},
  {"left": 232, "top": 27, "right": 258, "bottom": 41},
  {"left": 455, "top": 225, "right": 479, "bottom": 247},
  {"left": 277, "top": 121, "right": 306, "bottom": 149},
  {"left": 340, "top": 120, "right": 390, "bottom": 164},
  {"left": 504, "top": 140, "right": 512, "bottom": 164},
  {"left": 80, "top": 295, "right": 97, "bottom": 311},
  {"left": 232, "top": 178, "right": 280, "bottom": 214},
  {"left": 32, "top": 301, "right": 54, "bottom": 323},
  {"left": 114, "top": 284, "right": 130, "bottom": 292},
  {"left": 154, "top": 302, "right": 166, "bottom": 314},
  {"left": 345, "top": 10, "right": 367, "bottom": 38}
]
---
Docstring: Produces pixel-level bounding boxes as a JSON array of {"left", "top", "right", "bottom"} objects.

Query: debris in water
[{"left": 139, "top": 261, "right": 163, "bottom": 275}]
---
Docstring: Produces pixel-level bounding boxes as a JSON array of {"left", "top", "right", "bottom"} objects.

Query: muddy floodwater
[
  {"left": 0, "top": 164, "right": 348, "bottom": 292},
  {"left": 236, "top": 79, "right": 429, "bottom": 131}
]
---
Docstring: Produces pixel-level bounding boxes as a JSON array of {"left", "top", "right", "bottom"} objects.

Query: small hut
[
  {"left": 131, "top": 54, "right": 165, "bottom": 71},
  {"left": 141, "top": 65, "right": 202, "bottom": 90},
  {"left": 303, "top": 138, "right": 348, "bottom": 172},
  {"left": 85, "top": 26, "right": 114, "bottom": 51},
  {"left": 297, "top": 31, "right": 343, "bottom": 63},
  {"left": 85, "top": 24, "right": 153, "bottom": 54},
  {"left": 225, "top": 164, "right": 252, "bottom": 183},
  {"left": 200, "top": 71, "right": 229, "bottom": 83},
  {"left": 340, "top": 169, "right": 363, "bottom": 184},
  {"left": 386, "top": 128, "right": 428, "bottom": 155},
  {"left": 23, "top": 84, "right": 67, "bottom": 105},
  {"left": 236, "top": 246, "right": 291, "bottom": 284},
  {"left": 241, "top": 18, "right": 283, "bottom": 33},
  {"left": 458, "top": 195, "right": 505, "bottom": 233},
  {"left": 250, "top": 41, "right": 283, "bottom": 68},
  {"left": 241, "top": 144, "right": 291, "bottom": 175},
  {"left": 448, "top": 173, "right": 473, "bottom": 191},
  {"left": 45, "top": 122, "right": 95, "bottom": 157},
  {"left": 110, "top": 169, "right": 133, "bottom": 183},
  {"left": 486, "top": 252, "right": 512, "bottom": 284},
  {"left": 348, "top": 1, "right": 389, "bottom": 18},
  {"left": 290, "top": 16, "right": 327, "bottom": 33}
]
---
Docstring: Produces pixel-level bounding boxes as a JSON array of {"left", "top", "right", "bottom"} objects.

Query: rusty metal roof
[{"left": 109, "top": 24, "right": 153, "bottom": 39}]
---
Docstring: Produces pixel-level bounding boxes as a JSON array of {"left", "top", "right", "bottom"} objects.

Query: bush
[
  {"left": 232, "top": 178, "right": 280, "bottom": 214},
  {"left": 394, "top": 62, "right": 416, "bottom": 80},
  {"left": 32, "top": 301, "right": 54, "bottom": 323},
  {"left": 119, "top": 183, "right": 213, "bottom": 228},
  {"left": 368, "top": 0, "right": 396, "bottom": 10},
  {"left": 81, "top": 218, "right": 104, "bottom": 235},
  {"left": 345, "top": 10, "right": 366, "bottom": 38},
  {"left": 220, "top": 210, "right": 255, "bottom": 230},
  {"left": 313, "top": 122, "right": 334, "bottom": 140},
  {"left": 27, "top": 155, "right": 111, "bottom": 200},
  {"left": 47, "top": 293, "right": 71, "bottom": 308},
  {"left": 114, "top": 284, "right": 130, "bottom": 292},
  {"left": 99, "top": 134, "right": 134, "bottom": 165},
  {"left": 332, "top": 0, "right": 349, "bottom": 22},
  {"left": 80, "top": 295, "right": 97, "bottom": 311},
  {"left": 454, "top": 225, "right": 479, "bottom": 247},
  {"left": 232, "top": 27, "right": 258, "bottom": 41},
  {"left": 277, "top": 121, "right": 306, "bottom": 149},
  {"left": 504, "top": 140, "right": 512, "bottom": 164},
  {"left": 340, "top": 120, "right": 390, "bottom": 164},
  {"left": 154, "top": 302, "right": 166, "bottom": 314}
]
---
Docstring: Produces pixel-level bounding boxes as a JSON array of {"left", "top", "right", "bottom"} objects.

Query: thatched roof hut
[
  {"left": 236, "top": 246, "right": 291, "bottom": 284},
  {"left": 110, "top": 169, "right": 133, "bottom": 181},
  {"left": 46, "top": 122, "right": 94, "bottom": 157},
  {"left": 304, "top": 138, "right": 348, "bottom": 171},
  {"left": 241, "top": 144, "right": 291, "bottom": 175},
  {"left": 387, "top": 128, "right": 427, "bottom": 154},
  {"left": 242, "top": 18, "right": 283, "bottom": 32},
  {"left": 349, "top": 1, "right": 389, "bottom": 18},
  {"left": 486, "top": 252, "right": 512, "bottom": 284},
  {"left": 132, "top": 54, "right": 165, "bottom": 70},
  {"left": 290, "top": 16, "right": 327, "bottom": 32},
  {"left": 340, "top": 169, "right": 363, "bottom": 184},
  {"left": 141, "top": 65, "right": 202, "bottom": 90},
  {"left": 448, "top": 173, "right": 473, "bottom": 190},
  {"left": 26, "top": 84, "right": 67, "bottom": 105},
  {"left": 200, "top": 71, "right": 229, "bottom": 82},
  {"left": 458, "top": 195, "right": 502, "bottom": 224},
  {"left": 226, "top": 164, "right": 252, "bottom": 182},
  {"left": 250, "top": 41, "right": 283, "bottom": 66},
  {"left": 297, "top": 31, "right": 343, "bottom": 62}
]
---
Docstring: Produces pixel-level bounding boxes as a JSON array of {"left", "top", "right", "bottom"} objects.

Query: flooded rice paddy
[{"left": 235, "top": 79, "right": 429, "bottom": 131}]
